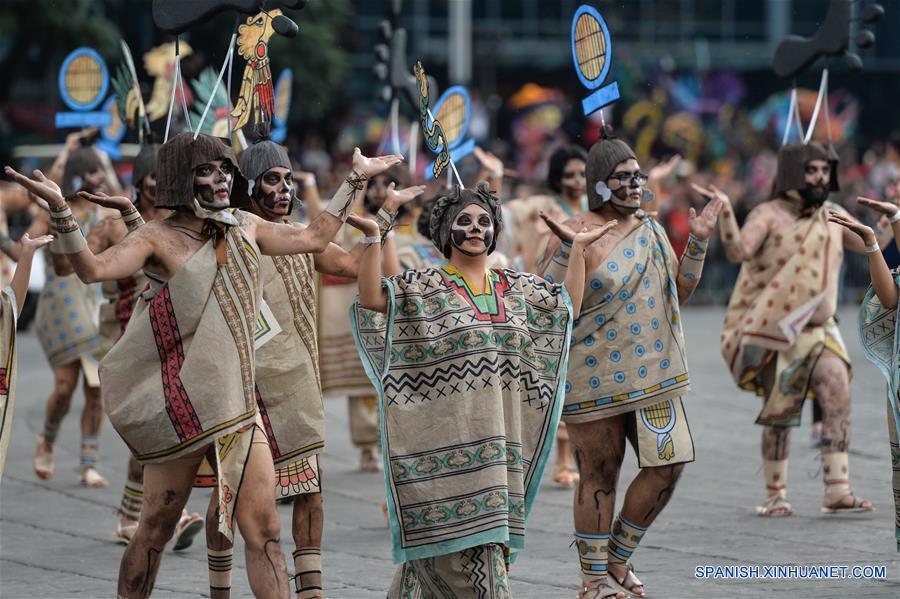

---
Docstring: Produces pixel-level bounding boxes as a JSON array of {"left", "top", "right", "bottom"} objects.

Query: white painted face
[
  {"left": 560, "top": 158, "right": 586, "bottom": 199},
  {"left": 255, "top": 166, "right": 294, "bottom": 216},
  {"left": 450, "top": 203, "right": 494, "bottom": 257},
  {"left": 193, "top": 159, "right": 234, "bottom": 210},
  {"left": 606, "top": 158, "right": 647, "bottom": 211}
]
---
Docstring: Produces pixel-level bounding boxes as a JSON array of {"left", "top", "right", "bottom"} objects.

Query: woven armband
[{"left": 49, "top": 205, "right": 87, "bottom": 254}]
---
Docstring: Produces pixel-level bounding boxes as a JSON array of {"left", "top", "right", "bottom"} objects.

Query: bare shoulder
[
  {"left": 128, "top": 219, "right": 169, "bottom": 246},
  {"left": 825, "top": 200, "right": 849, "bottom": 216},
  {"left": 749, "top": 200, "right": 778, "bottom": 219},
  {"left": 235, "top": 209, "right": 262, "bottom": 233}
]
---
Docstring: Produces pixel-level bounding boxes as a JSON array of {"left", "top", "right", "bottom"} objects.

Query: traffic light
[{"left": 372, "top": 1, "right": 438, "bottom": 110}]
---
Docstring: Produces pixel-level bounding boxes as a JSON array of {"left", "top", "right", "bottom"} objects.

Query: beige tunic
[{"left": 256, "top": 253, "right": 324, "bottom": 497}]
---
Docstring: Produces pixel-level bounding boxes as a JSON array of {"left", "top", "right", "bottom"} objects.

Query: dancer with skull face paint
[
  {"left": 350, "top": 181, "right": 615, "bottom": 597},
  {"left": 0, "top": 144, "right": 117, "bottom": 487},
  {"left": 714, "top": 141, "right": 875, "bottom": 518},
  {"left": 196, "top": 136, "right": 423, "bottom": 599},
  {"left": 73, "top": 142, "right": 205, "bottom": 549},
  {"left": 5, "top": 132, "right": 403, "bottom": 598},
  {"left": 539, "top": 132, "right": 722, "bottom": 599}
]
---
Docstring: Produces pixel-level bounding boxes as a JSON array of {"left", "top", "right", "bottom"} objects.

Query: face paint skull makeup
[
  {"left": 193, "top": 159, "right": 234, "bottom": 210},
  {"left": 771, "top": 141, "right": 840, "bottom": 202},
  {"left": 255, "top": 166, "right": 294, "bottom": 216},
  {"left": 586, "top": 133, "right": 639, "bottom": 212},
  {"left": 799, "top": 159, "right": 831, "bottom": 208},
  {"left": 450, "top": 204, "right": 495, "bottom": 257},
  {"left": 156, "top": 133, "right": 249, "bottom": 209},
  {"left": 429, "top": 182, "right": 503, "bottom": 259},
  {"left": 605, "top": 159, "right": 648, "bottom": 211}
]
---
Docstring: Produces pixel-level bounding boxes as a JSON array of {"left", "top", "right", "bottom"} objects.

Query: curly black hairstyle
[
  {"left": 428, "top": 181, "right": 503, "bottom": 259},
  {"left": 546, "top": 145, "right": 588, "bottom": 194}
]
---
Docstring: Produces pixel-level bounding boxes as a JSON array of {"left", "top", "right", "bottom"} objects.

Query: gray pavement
[{"left": 1, "top": 305, "right": 899, "bottom": 598}]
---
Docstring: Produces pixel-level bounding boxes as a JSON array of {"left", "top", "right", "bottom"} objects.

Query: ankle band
[
  {"left": 117, "top": 481, "right": 144, "bottom": 521},
  {"left": 293, "top": 547, "right": 323, "bottom": 597},
  {"left": 207, "top": 548, "right": 233, "bottom": 591},
  {"left": 80, "top": 435, "right": 100, "bottom": 467},
  {"left": 608, "top": 515, "right": 647, "bottom": 565},
  {"left": 574, "top": 532, "right": 608, "bottom": 583}
]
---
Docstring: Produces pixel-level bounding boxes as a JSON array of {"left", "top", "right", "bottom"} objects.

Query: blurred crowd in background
[{"left": 3, "top": 0, "right": 900, "bottom": 318}]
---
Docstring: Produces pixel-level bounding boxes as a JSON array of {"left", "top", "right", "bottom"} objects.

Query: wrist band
[
  {"left": 324, "top": 171, "right": 367, "bottom": 222},
  {"left": 122, "top": 209, "right": 145, "bottom": 232},
  {"left": 375, "top": 206, "right": 396, "bottom": 233},
  {"left": 684, "top": 233, "right": 709, "bottom": 259},
  {"left": 302, "top": 177, "right": 316, "bottom": 189},
  {"left": 890, "top": 210, "right": 900, "bottom": 224},
  {"left": 360, "top": 235, "right": 381, "bottom": 246},
  {"left": 865, "top": 242, "right": 881, "bottom": 254},
  {"left": 50, "top": 226, "right": 87, "bottom": 254},
  {"left": 50, "top": 205, "right": 87, "bottom": 254}
]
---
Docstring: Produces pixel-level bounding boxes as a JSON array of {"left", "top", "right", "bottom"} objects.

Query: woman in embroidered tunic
[
  {"left": 830, "top": 200, "right": 900, "bottom": 552},
  {"left": 349, "top": 181, "right": 615, "bottom": 598}
]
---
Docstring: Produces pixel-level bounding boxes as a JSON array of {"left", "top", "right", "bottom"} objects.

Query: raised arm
[
  {"left": 347, "top": 215, "right": 388, "bottom": 313},
  {"left": 675, "top": 191, "right": 723, "bottom": 303},
  {"left": 829, "top": 210, "right": 898, "bottom": 309},
  {"left": 642, "top": 154, "right": 682, "bottom": 214},
  {"left": 78, "top": 191, "right": 145, "bottom": 232},
  {"left": 535, "top": 212, "right": 568, "bottom": 284},
  {"left": 253, "top": 149, "right": 402, "bottom": 257},
  {"left": 4, "top": 166, "right": 153, "bottom": 283},
  {"left": 473, "top": 147, "right": 505, "bottom": 194},
  {"left": 857, "top": 196, "right": 900, "bottom": 252},
  {"left": 693, "top": 183, "right": 769, "bottom": 262},
  {"left": 7, "top": 233, "right": 54, "bottom": 314},
  {"left": 536, "top": 212, "right": 617, "bottom": 316},
  {"left": 0, "top": 207, "right": 50, "bottom": 262},
  {"left": 294, "top": 171, "right": 321, "bottom": 221}
]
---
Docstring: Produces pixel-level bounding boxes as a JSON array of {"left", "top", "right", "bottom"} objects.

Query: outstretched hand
[
  {"left": 688, "top": 192, "right": 725, "bottom": 240},
  {"left": 382, "top": 182, "right": 427, "bottom": 213},
  {"left": 346, "top": 214, "right": 381, "bottom": 237},
  {"left": 573, "top": 220, "right": 618, "bottom": 248},
  {"left": 474, "top": 146, "right": 504, "bottom": 177},
  {"left": 649, "top": 154, "right": 682, "bottom": 182},
  {"left": 18, "top": 232, "right": 55, "bottom": 255},
  {"left": 4, "top": 167, "right": 65, "bottom": 212},
  {"left": 76, "top": 191, "right": 133, "bottom": 213},
  {"left": 539, "top": 211, "right": 578, "bottom": 244},
  {"left": 857, "top": 196, "right": 900, "bottom": 217},
  {"left": 690, "top": 182, "right": 730, "bottom": 205},
  {"left": 828, "top": 210, "right": 876, "bottom": 244},
  {"left": 352, "top": 147, "right": 404, "bottom": 178}
]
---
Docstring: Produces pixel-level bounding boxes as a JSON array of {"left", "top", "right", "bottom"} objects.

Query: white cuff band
[
  {"left": 865, "top": 242, "right": 881, "bottom": 254},
  {"left": 890, "top": 210, "right": 900, "bottom": 224}
]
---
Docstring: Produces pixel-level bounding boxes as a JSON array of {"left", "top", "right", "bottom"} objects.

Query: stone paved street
[{"left": 1, "top": 306, "right": 899, "bottom": 598}]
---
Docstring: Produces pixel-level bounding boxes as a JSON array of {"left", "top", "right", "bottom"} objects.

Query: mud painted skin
[
  {"left": 193, "top": 159, "right": 233, "bottom": 210},
  {"left": 253, "top": 166, "right": 294, "bottom": 219},
  {"left": 450, "top": 203, "right": 494, "bottom": 257}
]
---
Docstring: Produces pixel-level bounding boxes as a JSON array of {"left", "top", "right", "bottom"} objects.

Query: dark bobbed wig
[{"left": 547, "top": 145, "right": 588, "bottom": 193}]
